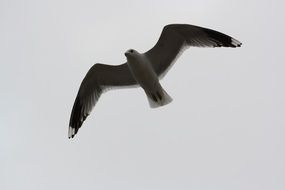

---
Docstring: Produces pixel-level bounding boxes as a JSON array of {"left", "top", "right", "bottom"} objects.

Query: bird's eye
[{"left": 130, "top": 49, "right": 134, "bottom": 53}]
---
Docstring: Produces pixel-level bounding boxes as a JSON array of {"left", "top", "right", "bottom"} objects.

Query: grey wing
[
  {"left": 144, "top": 24, "right": 242, "bottom": 78},
  {"left": 69, "top": 63, "right": 137, "bottom": 138}
]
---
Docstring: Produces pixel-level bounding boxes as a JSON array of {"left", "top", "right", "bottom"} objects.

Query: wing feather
[
  {"left": 145, "top": 24, "right": 242, "bottom": 77},
  {"left": 68, "top": 63, "right": 137, "bottom": 138}
]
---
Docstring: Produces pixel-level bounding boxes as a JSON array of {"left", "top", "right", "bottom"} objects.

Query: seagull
[{"left": 68, "top": 24, "right": 242, "bottom": 138}]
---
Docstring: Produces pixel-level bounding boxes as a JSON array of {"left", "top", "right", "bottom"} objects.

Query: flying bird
[{"left": 68, "top": 24, "right": 242, "bottom": 138}]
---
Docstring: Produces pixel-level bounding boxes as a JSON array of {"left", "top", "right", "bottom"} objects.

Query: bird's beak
[{"left": 124, "top": 52, "right": 129, "bottom": 57}]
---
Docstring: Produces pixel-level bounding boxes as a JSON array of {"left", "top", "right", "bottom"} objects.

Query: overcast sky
[{"left": 1, "top": 0, "right": 285, "bottom": 190}]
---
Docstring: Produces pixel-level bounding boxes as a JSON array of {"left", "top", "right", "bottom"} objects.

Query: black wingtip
[
  {"left": 231, "top": 38, "right": 242, "bottom": 48},
  {"left": 202, "top": 26, "right": 242, "bottom": 48},
  {"left": 69, "top": 96, "right": 83, "bottom": 139},
  {"left": 68, "top": 126, "right": 77, "bottom": 139}
]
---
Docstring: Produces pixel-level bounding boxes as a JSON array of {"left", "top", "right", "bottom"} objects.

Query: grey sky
[{"left": 1, "top": 0, "right": 284, "bottom": 190}]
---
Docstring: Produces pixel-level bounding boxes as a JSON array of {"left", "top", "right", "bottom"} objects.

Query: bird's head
[
  {"left": 125, "top": 49, "right": 146, "bottom": 67},
  {"left": 124, "top": 49, "right": 139, "bottom": 57}
]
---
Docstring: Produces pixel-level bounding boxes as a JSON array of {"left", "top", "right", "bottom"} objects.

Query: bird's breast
[{"left": 127, "top": 56, "right": 158, "bottom": 89}]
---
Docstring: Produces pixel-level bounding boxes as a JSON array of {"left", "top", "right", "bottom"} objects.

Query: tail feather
[{"left": 146, "top": 87, "right": 172, "bottom": 108}]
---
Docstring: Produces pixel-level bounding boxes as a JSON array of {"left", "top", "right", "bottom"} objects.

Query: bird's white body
[
  {"left": 125, "top": 50, "right": 158, "bottom": 90},
  {"left": 125, "top": 49, "right": 172, "bottom": 108}
]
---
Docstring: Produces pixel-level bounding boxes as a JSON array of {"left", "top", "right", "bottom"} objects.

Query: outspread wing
[
  {"left": 69, "top": 63, "right": 137, "bottom": 138},
  {"left": 144, "top": 24, "right": 242, "bottom": 78}
]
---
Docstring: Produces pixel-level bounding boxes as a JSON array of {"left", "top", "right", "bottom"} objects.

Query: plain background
[{"left": 1, "top": 0, "right": 284, "bottom": 189}]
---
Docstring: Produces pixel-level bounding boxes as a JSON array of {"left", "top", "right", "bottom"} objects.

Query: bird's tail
[{"left": 145, "top": 85, "right": 172, "bottom": 108}]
